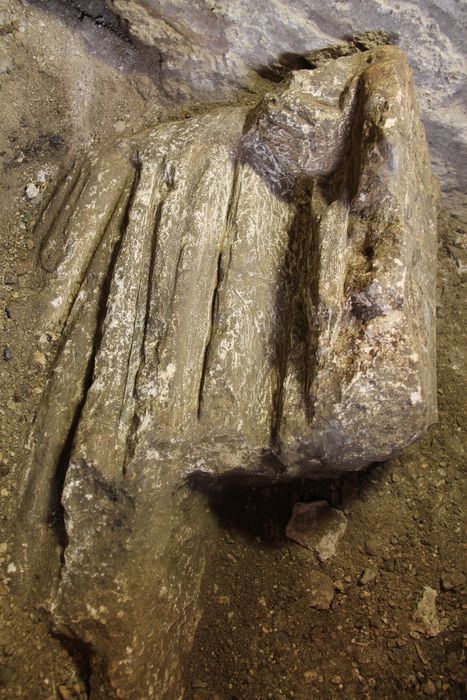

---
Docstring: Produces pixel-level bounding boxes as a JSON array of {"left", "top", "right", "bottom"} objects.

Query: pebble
[
  {"left": 334, "top": 579, "right": 345, "bottom": 593},
  {"left": 307, "top": 570, "right": 334, "bottom": 610},
  {"left": 411, "top": 586, "right": 441, "bottom": 637},
  {"left": 446, "top": 650, "right": 459, "bottom": 671},
  {"left": 422, "top": 679, "right": 436, "bottom": 695},
  {"left": 15, "top": 259, "right": 32, "bottom": 276},
  {"left": 286, "top": 500, "right": 347, "bottom": 561},
  {"left": 359, "top": 567, "right": 378, "bottom": 586},
  {"left": 3, "top": 346, "right": 12, "bottom": 361},
  {"left": 304, "top": 670, "right": 320, "bottom": 682},
  {"left": 25, "top": 183, "right": 40, "bottom": 201},
  {"left": 440, "top": 570, "right": 465, "bottom": 591},
  {"left": 364, "top": 538, "right": 379, "bottom": 557}
]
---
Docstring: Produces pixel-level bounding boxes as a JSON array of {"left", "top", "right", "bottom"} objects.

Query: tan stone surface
[{"left": 16, "top": 42, "right": 438, "bottom": 698}]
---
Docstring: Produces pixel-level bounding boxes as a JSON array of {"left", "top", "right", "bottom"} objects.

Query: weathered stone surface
[
  {"left": 16, "top": 43, "right": 438, "bottom": 699},
  {"left": 286, "top": 501, "right": 347, "bottom": 561},
  {"left": 107, "top": 0, "right": 466, "bottom": 222}
]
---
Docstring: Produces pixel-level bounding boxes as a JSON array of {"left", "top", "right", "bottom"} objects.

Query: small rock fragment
[
  {"left": 422, "top": 679, "right": 436, "bottom": 696},
  {"left": 15, "top": 259, "right": 32, "bottom": 276},
  {"left": 440, "top": 570, "right": 466, "bottom": 591},
  {"left": 57, "top": 686, "right": 72, "bottom": 700},
  {"left": 364, "top": 538, "right": 379, "bottom": 557},
  {"left": 304, "top": 670, "right": 319, "bottom": 682},
  {"left": 25, "top": 183, "right": 40, "bottom": 200},
  {"left": 3, "top": 346, "right": 12, "bottom": 362},
  {"left": 414, "top": 640, "right": 430, "bottom": 665},
  {"left": 286, "top": 501, "right": 347, "bottom": 561},
  {"left": 411, "top": 587, "right": 441, "bottom": 637},
  {"left": 446, "top": 651, "right": 460, "bottom": 671},
  {"left": 359, "top": 567, "right": 378, "bottom": 586},
  {"left": 447, "top": 245, "right": 467, "bottom": 281},
  {"left": 307, "top": 571, "right": 334, "bottom": 610},
  {"left": 33, "top": 350, "right": 46, "bottom": 367}
]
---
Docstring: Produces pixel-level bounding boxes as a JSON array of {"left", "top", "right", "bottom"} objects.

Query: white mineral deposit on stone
[{"left": 25, "top": 183, "right": 39, "bottom": 200}]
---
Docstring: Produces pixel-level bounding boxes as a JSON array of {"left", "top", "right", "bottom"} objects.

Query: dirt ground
[{"left": 0, "top": 1, "right": 465, "bottom": 699}]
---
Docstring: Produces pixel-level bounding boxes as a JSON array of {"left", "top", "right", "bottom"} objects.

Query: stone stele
[{"left": 16, "top": 39, "right": 437, "bottom": 699}]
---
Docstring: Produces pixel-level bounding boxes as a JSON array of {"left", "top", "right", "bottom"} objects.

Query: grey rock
[
  {"left": 16, "top": 43, "right": 438, "bottom": 699},
  {"left": 286, "top": 501, "right": 347, "bottom": 562}
]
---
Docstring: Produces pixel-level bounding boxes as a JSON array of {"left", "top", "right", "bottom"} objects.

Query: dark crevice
[
  {"left": 123, "top": 196, "right": 164, "bottom": 472},
  {"left": 197, "top": 249, "right": 223, "bottom": 420},
  {"left": 187, "top": 467, "right": 354, "bottom": 546},
  {"left": 51, "top": 631, "right": 94, "bottom": 696},
  {"left": 270, "top": 189, "right": 315, "bottom": 444}
]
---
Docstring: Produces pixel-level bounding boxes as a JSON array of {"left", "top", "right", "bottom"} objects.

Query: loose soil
[{"left": 0, "top": 2, "right": 465, "bottom": 699}]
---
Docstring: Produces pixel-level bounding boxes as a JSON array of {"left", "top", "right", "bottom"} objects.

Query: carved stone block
[{"left": 16, "top": 41, "right": 438, "bottom": 699}]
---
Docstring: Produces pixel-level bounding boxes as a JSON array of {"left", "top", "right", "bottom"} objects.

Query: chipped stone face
[
  {"left": 16, "top": 42, "right": 438, "bottom": 699},
  {"left": 286, "top": 501, "right": 347, "bottom": 561}
]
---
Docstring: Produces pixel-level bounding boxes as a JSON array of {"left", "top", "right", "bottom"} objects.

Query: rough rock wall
[{"left": 106, "top": 0, "right": 467, "bottom": 221}]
